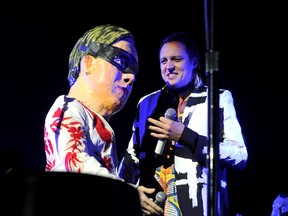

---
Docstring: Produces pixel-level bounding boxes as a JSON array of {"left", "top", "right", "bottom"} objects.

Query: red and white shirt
[{"left": 44, "top": 95, "right": 120, "bottom": 180}]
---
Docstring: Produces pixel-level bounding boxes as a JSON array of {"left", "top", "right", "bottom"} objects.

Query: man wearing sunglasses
[{"left": 43, "top": 24, "right": 163, "bottom": 215}]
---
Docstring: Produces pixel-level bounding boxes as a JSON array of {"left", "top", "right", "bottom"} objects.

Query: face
[
  {"left": 271, "top": 195, "right": 288, "bottom": 216},
  {"left": 159, "top": 41, "right": 197, "bottom": 89},
  {"left": 84, "top": 40, "right": 137, "bottom": 114}
]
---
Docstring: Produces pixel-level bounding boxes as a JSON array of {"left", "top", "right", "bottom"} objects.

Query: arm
[
  {"left": 218, "top": 90, "right": 248, "bottom": 169},
  {"left": 147, "top": 90, "right": 248, "bottom": 169},
  {"left": 118, "top": 115, "right": 141, "bottom": 184}
]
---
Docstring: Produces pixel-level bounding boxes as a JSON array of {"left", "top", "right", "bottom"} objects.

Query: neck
[
  {"left": 68, "top": 85, "right": 113, "bottom": 122},
  {"left": 177, "top": 81, "right": 194, "bottom": 99}
]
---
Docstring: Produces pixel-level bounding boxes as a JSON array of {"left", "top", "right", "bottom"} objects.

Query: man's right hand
[{"left": 137, "top": 185, "right": 164, "bottom": 215}]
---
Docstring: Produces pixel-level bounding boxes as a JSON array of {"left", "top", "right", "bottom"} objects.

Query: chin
[
  {"left": 166, "top": 83, "right": 178, "bottom": 89},
  {"left": 114, "top": 100, "right": 126, "bottom": 111}
]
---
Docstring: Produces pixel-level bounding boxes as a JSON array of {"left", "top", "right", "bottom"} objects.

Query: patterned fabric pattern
[{"left": 44, "top": 95, "right": 119, "bottom": 179}]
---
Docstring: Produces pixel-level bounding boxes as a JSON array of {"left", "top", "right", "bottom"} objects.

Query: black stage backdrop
[{"left": 0, "top": 1, "right": 287, "bottom": 215}]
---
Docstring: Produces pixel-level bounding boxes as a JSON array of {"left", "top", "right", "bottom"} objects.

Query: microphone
[
  {"left": 154, "top": 191, "right": 167, "bottom": 206},
  {"left": 154, "top": 108, "right": 177, "bottom": 157}
]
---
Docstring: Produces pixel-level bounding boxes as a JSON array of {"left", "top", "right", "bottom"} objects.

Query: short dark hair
[{"left": 279, "top": 191, "right": 288, "bottom": 198}]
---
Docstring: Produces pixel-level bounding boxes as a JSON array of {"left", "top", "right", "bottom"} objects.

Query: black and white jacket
[{"left": 119, "top": 84, "right": 248, "bottom": 216}]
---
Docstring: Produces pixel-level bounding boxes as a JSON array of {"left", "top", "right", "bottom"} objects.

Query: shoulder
[
  {"left": 219, "top": 89, "right": 233, "bottom": 98},
  {"left": 48, "top": 95, "right": 88, "bottom": 119},
  {"left": 219, "top": 89, "right": 235, "bottom": 107},
  {"left": 138, "top": 89, "right": 163, "bottom": 104}
]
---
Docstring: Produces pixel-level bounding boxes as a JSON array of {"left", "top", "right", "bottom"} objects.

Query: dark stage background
[{"left": 0, "top": 2, "right": 287, "bottom": 215}]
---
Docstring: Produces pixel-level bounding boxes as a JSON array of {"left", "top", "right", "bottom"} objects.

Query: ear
[
  {"left": 192, "top": 57, "right": 199, "bottom": 68},
  {"left": 80, "top": 55, "right": 94, "bottom": 73}
]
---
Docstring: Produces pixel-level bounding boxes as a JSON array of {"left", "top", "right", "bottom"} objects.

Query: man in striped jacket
[{"left": 119, "top": 32, "right": 248, "bottom": 216}]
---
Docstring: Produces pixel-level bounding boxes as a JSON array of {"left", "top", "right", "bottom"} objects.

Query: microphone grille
[
  {"left": 165, "top": 108, "right": 177, "bottom": 120},
  {"left": 155, "top": 191, "right": 167, "bottom": 204}
]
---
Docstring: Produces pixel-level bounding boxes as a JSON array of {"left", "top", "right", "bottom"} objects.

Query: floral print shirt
[{"left": 44, "top": 95, "right": 120, "bottom": 180}]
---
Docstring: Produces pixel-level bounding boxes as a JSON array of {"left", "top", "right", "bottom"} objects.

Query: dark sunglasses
[{"left": 81, "top": 42, "right": 138, "bottom": 75}]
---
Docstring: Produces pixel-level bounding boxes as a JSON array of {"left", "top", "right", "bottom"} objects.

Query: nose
[
  {"left": 168, "top": 67, "right": 175, "bottom": 73},
  {"left": 123, "top": 73, "right": 135, "bottom": 86}
]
